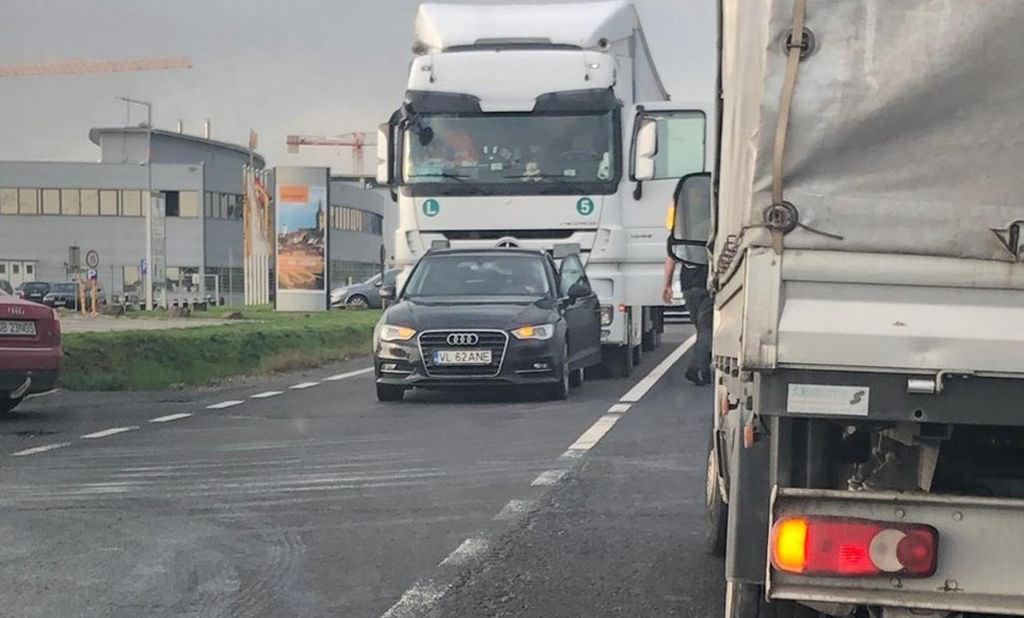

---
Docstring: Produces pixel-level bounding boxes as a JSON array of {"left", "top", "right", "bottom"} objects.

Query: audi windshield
[
  {"left": 403, "top": 254, "right": 552, "bottom": 298},
  {"left": 401, "top": 111, "right": 619, "bottom": 196}
]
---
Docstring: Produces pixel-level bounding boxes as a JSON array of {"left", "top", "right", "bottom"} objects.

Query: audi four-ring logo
[{"left": 446, "top": 333, "right": 479, "bottom": 346}]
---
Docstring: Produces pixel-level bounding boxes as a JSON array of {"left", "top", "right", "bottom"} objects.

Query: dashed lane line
[
  {"left": 250, "top": 390, "right": 285, "bottom": 399},
  {"left": 206, "top": 400, "right": 245, "bottom": 410},
  {"left": 9, "top": 363, "right": 376, "bottom": 458},
  {"left": 381, "top": 337, "right": 696, "bottom": 618},
  {"left": 324, "top": 367, "right": 374, "bottom": 381},
  {"left": 11, "top": 443, "right": 71, "bottom": 457},
  {"left": 81, "top": 426, "right": 139, "bottom": 440},
  {"left": 565, "top": 414, "right": 622, "bottom": 453},
  {"left": 531, "top": 468, "right": 569, "bottom": 487},
  {"left": 619, "top": 334, "right": 696, "bottom": 403},
  {"left": 438, "top": 537, "right": 490, "bottom": 567},
  {"left": 493, "top": 499, "right": 534, "bottom": 521},
  {"left": 149, "top": 413, "right": 193, "bottom": 424}
]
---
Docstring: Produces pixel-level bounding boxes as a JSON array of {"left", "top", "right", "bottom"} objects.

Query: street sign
[
  {"left": 87, "top": 269, "right": 98, "bottom": 281},
  {"left": 140, "top": 258, "right": 148, "bottom": 276},
  {"left": 85, "top": 249, "right": 100, "bottom": 268}
]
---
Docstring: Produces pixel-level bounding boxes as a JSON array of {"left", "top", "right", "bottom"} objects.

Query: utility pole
[{"left": 117, "top": 96, "right": 153, "bottom": 309}]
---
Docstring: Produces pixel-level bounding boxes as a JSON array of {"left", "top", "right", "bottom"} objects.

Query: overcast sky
[{"left": 1, "top": 0, "right": 715, "bottom": 173}]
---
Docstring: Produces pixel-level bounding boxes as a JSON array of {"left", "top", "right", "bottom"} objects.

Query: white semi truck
[
  {"left": 376, "top": 1, "right": 715, "bottom": 375},
  {"left": 668, "top": 1, "right": 1024, "bottom": 616}
]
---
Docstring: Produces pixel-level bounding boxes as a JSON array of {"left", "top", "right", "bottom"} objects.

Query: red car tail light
[{"left": 771, "top": 516, "right": 938, "bottom": 578}]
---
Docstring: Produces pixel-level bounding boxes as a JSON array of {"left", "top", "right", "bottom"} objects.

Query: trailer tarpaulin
[{"left": 719, "top": 0, "right": 1024, "bottom": 262}]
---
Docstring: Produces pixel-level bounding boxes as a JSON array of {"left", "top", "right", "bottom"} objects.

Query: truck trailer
[
  {"left": 669, "top": 1, "right": 1024, "bottom": 616},
  {"left": 377, "top": 1, "right": 716, "bottom": 376}
]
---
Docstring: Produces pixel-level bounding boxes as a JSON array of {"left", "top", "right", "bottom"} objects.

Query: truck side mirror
[
  {"left": 633, "top": 119, "right": 658, "bottom": 182},
  {"left": 668, "top": 172, "right": 712, "bottom": 266},
  {"left": 376, "top": 122, "right": 392, "bottom": 185},
  {"left": 379, "top": 284, "right": 396, "bottom": 302}
]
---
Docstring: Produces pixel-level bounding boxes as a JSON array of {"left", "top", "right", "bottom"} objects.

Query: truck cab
[{"left": 377, "top": 1, "right": 714, "bottom": 375}]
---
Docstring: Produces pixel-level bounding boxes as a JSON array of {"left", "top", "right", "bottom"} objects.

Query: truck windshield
[
  {"left": 404, "top": 254, "right": 551, "bottom": 298},
  {"left": 402, "top": 111, "right": 618, "bottom": 196}
]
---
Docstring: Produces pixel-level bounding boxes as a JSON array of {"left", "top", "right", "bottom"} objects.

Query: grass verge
[{"left": 61, "top": 307, "right": 380, "bottom": 391}]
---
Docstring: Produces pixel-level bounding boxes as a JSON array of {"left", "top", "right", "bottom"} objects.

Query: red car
[{"left": 0, "top": 290, "right": 61, "bottom": 414}]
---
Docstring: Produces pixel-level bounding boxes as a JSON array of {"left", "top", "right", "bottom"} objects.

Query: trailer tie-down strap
[{"left": 765, "top": 0, "right": 843, "bottom": 253}]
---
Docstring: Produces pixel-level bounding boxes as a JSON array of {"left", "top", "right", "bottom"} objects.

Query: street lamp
[{"left": 116, "top": 96, "right": 153, "bottom": 310}]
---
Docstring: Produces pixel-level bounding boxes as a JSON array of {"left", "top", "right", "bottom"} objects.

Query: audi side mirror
[{"left": 567, "top": 281, "right": 591, "bottom": 300}]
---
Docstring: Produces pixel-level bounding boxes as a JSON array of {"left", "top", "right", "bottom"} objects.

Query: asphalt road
[{"left": 0, "top": 326, "right": 723, "bottom": 617}]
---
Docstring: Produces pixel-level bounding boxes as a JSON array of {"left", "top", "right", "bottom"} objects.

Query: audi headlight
[
  {"left": 511, "top": 324, "right": 555, "bottom": 340},
  {"left": 600, "top": 306, "right": 614, "bottom": 326},
  {"left": 379, "top": 324, "right": 417, "bottom": 342}
]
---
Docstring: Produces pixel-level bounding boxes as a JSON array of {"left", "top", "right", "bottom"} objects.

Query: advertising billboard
[{"left": 274, "top": 167, "right": 329, "bottom": 311}]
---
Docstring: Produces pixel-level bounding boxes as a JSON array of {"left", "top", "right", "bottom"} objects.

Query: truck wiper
[
  {"left": 504, "top": 173, "right": 588, "bottom": 194},
  {"left": 408, "top": 172, "right": 492, "bottom": 196}
]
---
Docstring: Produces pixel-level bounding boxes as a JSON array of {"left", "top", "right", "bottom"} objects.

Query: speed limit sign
[{"left": 85, "top": 250, "right": 100, "bottom": 269}]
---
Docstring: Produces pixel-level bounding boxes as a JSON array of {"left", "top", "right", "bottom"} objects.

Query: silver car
[{"left": 330, "top": 269, "right": 400, "bottom": 309}]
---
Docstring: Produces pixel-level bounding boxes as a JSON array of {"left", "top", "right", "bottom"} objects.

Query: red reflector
[
  {"left": 771, "top": 516, "right": 938, "bottom": 578},
  {"left": 617, "top": 304, "right": 627, "bottom": 313}
]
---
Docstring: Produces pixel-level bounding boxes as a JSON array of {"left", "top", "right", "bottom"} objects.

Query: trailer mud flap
[{"left": 768, "top": 487, "right": 1024, "bottom": 615}]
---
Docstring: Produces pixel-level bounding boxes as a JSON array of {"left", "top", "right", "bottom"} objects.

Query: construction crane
[
  {"left": 0, "top": 56, "right": 191, "bottom": 78},
  {"left": 286, "top": 132, "right": 376, "bottom": 175}
]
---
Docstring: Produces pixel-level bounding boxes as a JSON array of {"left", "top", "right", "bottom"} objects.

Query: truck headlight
[
  {"left": 379, "top": 324, "right": 417, "bottom": 342},
  {"left": 600, "top": 306, "right": 614, "bottom": 326},
  {"left": 510, "top": 324, "right": 555, "bottom": 340}
]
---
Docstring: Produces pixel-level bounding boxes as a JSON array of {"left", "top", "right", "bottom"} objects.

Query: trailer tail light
[{"left": 771, "top": 516, "right": 938, "bottom": 578}]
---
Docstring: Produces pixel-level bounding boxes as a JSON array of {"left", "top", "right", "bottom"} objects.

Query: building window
[
  {"left": 180, "top": 191, "right": 199, "bottom": 217},
  {"left": 0, "top": 189, "right": 17, "bottom": 214},
  {"left": 121, "top": 190, "right": 142, "bottom": 217},
  {"left": 99, "top": 190, "right": 118, "bottom": 216},
  {"left": 204, "top": 192, "right": 214, "bottom": 218},
  {"left": 329, "top": 204, "right": 383, "bottom": 236},
  {"left": 17, "top": 189, "right": 39, "bottom": 214},
  {"left": 165, "top": 191, "right": 180, "bottom": 217},
  {"left": 25, "top": 263, "right": 34, "bottom": 277},
  {"left": 42, "top": 189, "right": 60, "bottom": 215},
  {"left": 61, "top": 189, "right": 81, "bottom": 215},
  {"left": 81, "top": 189, "right": 100, "bottom": 215}
]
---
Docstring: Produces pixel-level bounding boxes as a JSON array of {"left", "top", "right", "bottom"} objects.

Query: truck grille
[{"left": 418, "top": 330, "right": 509, "bottom": 377}]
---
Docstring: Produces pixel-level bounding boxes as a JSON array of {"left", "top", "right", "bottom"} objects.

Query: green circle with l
[
  {"left": 576, "top": 197, "right": 595, "bottom": 216},
  {"left": 423, "top": 199, "right": 440, "bottom": 217}
]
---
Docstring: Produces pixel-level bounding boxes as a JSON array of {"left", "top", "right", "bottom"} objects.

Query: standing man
[{"left": 661, "top": 178, "right": 713, "bottom": 386}]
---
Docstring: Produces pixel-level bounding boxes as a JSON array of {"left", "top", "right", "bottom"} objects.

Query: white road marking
[
  {"left": 324, "top": 367, "right": 374, "bottom": 381},
  {"left": 11, "top": 442, "right": 70, "bottom": 457},
  {"left": 290, "top": 381, "right": 320, "bottom": 390},
  {"left": 25, "top": 389, "right": 59, "bottom": 400},
  {"left": 149, "top": 413, "right": 193, "bottom": 424},
  {"left": 531, "top": 468, "right": 568, "bottom": 487},
  {"left": 81, "top": 426, "right": 139, "bottom": 439},
  {"left": 250, "top": 390, "right": 284, "bottom": 399},
  {"left": 494, "top": 499, "right": 534, "bottom": 521},
  {"left": 566, "top": 414, "right": 622, "bottom": 453},
  {"left": 381, "top": 581, "right": 447, "bottom": 618},
  {"left": 619, "top": 335, "right": 696, "bottom": 403},
  {"left": 438, "top": 537, "right": 489, "bottom": 567},
  {"left": 380, "top": 337, "right": 695, "bottom": 618},
  {"left": 206, "top": 400, "right": 244, "bottom": 410}
]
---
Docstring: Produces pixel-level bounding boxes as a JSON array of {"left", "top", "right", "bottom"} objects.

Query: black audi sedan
[{"left": 373, "top": 247, "right": 602, "bottom": 401}]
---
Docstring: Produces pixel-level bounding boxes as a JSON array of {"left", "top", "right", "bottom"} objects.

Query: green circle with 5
[
  {"left": 576, "top": 197, "right": 595, "bottom": 216},
  {"left": 423, "top": 199, "right": 440, "bottom": 217}
]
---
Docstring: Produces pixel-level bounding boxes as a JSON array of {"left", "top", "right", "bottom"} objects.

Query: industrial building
[{"left": 0, "top": 126, "right": 393, "bottom": 304}]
